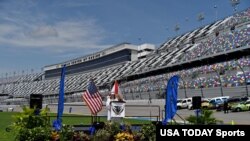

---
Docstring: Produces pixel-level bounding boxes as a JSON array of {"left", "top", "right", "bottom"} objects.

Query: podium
[{"left": 110, "top": 101, "right": 126, "bottom": 121}]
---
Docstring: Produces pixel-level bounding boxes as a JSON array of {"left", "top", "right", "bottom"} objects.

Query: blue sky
[{"left": 0, "top": 0, "right": 249, "bottom": 76}]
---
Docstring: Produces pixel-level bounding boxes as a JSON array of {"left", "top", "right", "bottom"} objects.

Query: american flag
[{"left": 82, "top": 80, "right": 103, "bottom": 115}]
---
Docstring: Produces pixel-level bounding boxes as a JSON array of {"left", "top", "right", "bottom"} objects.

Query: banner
[
  {"left": 110, "top": 101, "right": 125, "bottom": 118},
  {"left": 163, "top": 75, "right": 179, "bottom": 124},
  {"left": 57, "top": 64, "right": 66, "bottom": 120},
  {"left": 53, "top": 64, "right": 66, "bottom": 131}
]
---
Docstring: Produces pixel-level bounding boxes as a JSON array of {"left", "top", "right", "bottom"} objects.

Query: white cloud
[
  {"left": 0, "top": 0, "right": 110, "bottom": 53},
  {"left": 0, "top": 20, "right": 109, "bottom": 52},
  {"left": 27, "top": 25, "right": 58, "bottom": 38},
  {"left": 57, "top": 0, "right": 97, "bottom": 8}
]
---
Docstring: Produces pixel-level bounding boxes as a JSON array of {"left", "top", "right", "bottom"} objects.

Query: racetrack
[
  {"left": 2, "top": 99, "right": 249, "bottom": 125},
  {"left": 46, "top": 99, "right": 250, "bottom": 125}
]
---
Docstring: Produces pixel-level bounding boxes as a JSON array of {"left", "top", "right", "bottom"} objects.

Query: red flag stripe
[
  {"left": 87, "top": 90, "right": 102, "bottom": 109},
  {"left": 82, "top": 91, "right": 102, "bottom": 114},
  {"left": 94, "top": 91, "right": 103, "bottom": 105},
  {"left": 82, "top": 80, "right": 103, "bottom": 115},
  {"left": 87, "top": 91, "right": 102, "bottom": 112},
  {"left": 85, "top": 91, "right": 101, "bottom": 113},
  {"left": 84, "top": 93, "right": 100, "bottom": 114},
  {"left": 82, "top": 92, "right": 98, "bottom": 114}
]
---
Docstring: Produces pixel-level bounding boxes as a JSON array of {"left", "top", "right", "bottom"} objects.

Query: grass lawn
[
  {"left": 0, "top": 112, "right": 16, "bottom": 141},
  {"left": 48, "top": 113, "right": 151, "bottom": 125},
  {"left": 0, "top": 112, "right": 152, "bottom": 141}
]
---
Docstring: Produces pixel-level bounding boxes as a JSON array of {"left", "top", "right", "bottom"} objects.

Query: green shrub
[
  {"left": 11, "top": 106, "right": 51, "bottom": 141},
  {"left": 133, "top": 131, "right": 145, "bottom": 141},
  {"left": 59, "top": 124, "right": 74, "bottom": 141},
  {"left": 140, "top": 123, "right": 156, "bottom": 141},
  {"left": 93, "top": 129, "right": 111, "bottom": 141},
  {"left": 186, "top": 109, "right": 222, "bottom": 125}
]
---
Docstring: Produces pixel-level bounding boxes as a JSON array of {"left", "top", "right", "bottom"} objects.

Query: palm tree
[{"left": 186, "top": 110, "right": 221, "bottom": 125}]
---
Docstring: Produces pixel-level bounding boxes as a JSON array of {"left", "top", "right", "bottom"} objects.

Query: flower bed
[{"left": 9, "top": 106, "right": 156, "bottom": 141}]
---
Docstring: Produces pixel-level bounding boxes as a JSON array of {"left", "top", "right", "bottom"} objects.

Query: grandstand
[{"left": 0, "top": 8, "right": 249, "bottom": 105}]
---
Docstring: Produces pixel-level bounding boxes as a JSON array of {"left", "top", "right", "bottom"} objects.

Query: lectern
[{"left": 110, "top": 101, "right": 126, "bottom": 121}]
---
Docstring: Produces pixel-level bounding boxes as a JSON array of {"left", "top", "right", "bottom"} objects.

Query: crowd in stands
[
  {"left": 120, "top": 56, "right": 250, "bottom": 94},
  {"left": 217, "top": 8, "right": 250, "bottom": 31},
  {"left": 179, "top": 24, "right": 249, "bottom": 62}
]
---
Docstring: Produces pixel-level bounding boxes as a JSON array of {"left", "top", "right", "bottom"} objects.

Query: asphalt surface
[
  {"left": 2, "top": 100, "right": 250, "bottom": 125},
  {"left": 176, "top": 109, "right": 250, "bottom": 125},
  {"left": 46, "top": 101, "right": 250, "bottom": 125}
]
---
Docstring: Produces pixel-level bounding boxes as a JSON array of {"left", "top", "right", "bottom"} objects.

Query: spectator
[{"left": 223, "top": 101, "right": 229, "bottom": 114}]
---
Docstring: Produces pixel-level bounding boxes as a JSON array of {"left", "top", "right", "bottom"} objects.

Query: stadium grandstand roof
[{"left": 43, "top": 42, "right": 138, "bottom": 71}]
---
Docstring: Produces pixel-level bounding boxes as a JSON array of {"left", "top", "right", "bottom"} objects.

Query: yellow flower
[{"left": 115, "top": 132, "right": 134, "bottom": 141}]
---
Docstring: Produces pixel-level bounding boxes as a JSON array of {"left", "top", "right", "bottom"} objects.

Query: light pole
[
  {"left": 197, "top": 13, "right": 205, "bottom": 26},
  {"left": 174, "top": 23, "right": 180, "bottom": 36},
  {"left": 235, "top": 60, "right": 249, "bottom": 97},
  {"left": 179, "top": 76, "right": 188, "bottom": 98},
  {"left": 213, "top": 68, "right": 224, "bottom": 96},
  {"left": 138, "top": 37, "right": 142, "bottom": 59},
  {"left": 198, "top": 78, "right": 204, "bottom": 98},
  {"left": 230, "top": 0, "right": 240, "bottom": 13},
  {"left": 214, "top": 5, "right": 218, "bottom": 21},
  {"left": 193, "top": 72, "right": 204, "bottom": 98}
]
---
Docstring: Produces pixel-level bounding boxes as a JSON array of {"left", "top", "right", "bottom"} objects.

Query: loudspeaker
[
  {"left": 93, "top": 122, "right": 105, "bottom": 130},
  {"left": 30, "top": 94, "right": 43, "bottom": 109},
  {"left": 192, "top": 96, "right": 201, "bottom": 109}
]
